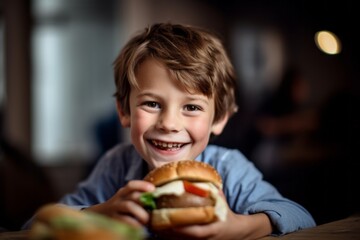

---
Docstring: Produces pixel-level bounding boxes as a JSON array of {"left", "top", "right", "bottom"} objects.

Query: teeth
[{"left": 151, "top": 140, "right": 182, "bottom": 150}]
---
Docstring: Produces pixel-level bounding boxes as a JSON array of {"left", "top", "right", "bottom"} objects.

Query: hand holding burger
[{"left": 140, "top": 160, "right": 228, "bottom": 230}]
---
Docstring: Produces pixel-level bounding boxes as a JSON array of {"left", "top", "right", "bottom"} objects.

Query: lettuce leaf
[
  {"left": 49, "top": 211, "right": 146, "bottom": 240},
  {"left": 139, "top": 192, "right": 157, "bottom": 210}
]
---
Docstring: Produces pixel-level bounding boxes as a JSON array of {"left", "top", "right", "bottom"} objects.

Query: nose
[{"left": 156, "top": 109, "right": 182, "bottom": 132}]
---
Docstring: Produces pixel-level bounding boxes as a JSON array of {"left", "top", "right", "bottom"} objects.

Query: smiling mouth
[{"left": 150, "top": 140, "right": 185, "bottom": 151}]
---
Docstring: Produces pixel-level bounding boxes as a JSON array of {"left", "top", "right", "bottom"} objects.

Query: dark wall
[{"left": 212, "top": 0, "right": 360, "bottom": 225}]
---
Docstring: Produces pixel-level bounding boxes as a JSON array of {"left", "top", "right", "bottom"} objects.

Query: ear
[
  {"left": 116, "top": 101, "right": 131, "bottom": 128},
  {"left": 211, "top": 114, "right": 229, "bottom": 135}
]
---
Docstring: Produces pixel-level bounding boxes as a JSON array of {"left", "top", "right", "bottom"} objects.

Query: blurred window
[
  {"left": 32, "top": 0, "right": 120, "bottom": 164},
  {"left": 0, "top": 20, "right": 4, "bottom": 107}
]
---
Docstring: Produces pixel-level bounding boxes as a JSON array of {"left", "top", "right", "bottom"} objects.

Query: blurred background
[{"left": 1, "top": 0, "right": 359, "bottom": 231}]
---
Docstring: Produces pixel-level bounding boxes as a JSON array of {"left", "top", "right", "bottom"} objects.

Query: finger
[
  {"left": 128, "top": 180, "right": 155, "bottom": 191},
  {"left": 117, "top": 180, "right": 155, "bottom": 196},
  {"left": 173, "top": 225, "right": 205, "bottom": 238},
  {"left": 126, "top": 191, "right": 146, "bottom": 204},
  {"left": 112, "top": 214, "right": 144, "bottom": 228},
  {"left": 173, "top": 222, "right": 220, "bottom": 239},
  {"left": 115, "top": 200, "right": 150, "bottom": 224}
]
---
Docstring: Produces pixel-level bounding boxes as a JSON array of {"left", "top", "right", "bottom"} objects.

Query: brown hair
[{"left": 113, "top": 23, "right": 238, "bottom": 123}]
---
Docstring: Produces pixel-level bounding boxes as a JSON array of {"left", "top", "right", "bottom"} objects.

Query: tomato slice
[{"left": 183, "top": 181, "right": 210, "bottom": 198}]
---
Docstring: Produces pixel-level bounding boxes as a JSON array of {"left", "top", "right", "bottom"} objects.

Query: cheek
[
  {"left": 130, "top": 111, "right": 153, "bottom": 137},
  {"left": 187, "top": 118, "right": 213, "bottom": 140}
]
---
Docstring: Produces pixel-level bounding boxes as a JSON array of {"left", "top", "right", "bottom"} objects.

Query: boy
[{"left": 26, "top": 23, "right": 315, "bottom": 239}]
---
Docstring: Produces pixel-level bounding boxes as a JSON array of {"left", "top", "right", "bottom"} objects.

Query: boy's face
[{"left": 117, "top": 58, "right": 227, "bottom": 169}]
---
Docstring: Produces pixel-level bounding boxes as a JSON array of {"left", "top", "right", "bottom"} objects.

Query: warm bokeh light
[{"left": 314, "top": 30, "right": 341, "bottom": 55}]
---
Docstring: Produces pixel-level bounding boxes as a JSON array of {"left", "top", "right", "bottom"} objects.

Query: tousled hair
[{"left": 113, "top": 23, "right": 238, "bottom": 123}]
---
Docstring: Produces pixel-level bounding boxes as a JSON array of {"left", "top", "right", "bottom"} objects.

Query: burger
[
  {"left": 140, "top": 160, "right": 227, "bottom": 230},
  {"left": 28, "top": 204, "right": 146, "bottom": 240}
]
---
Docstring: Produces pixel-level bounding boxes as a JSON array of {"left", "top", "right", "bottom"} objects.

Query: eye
[
  {"left": 184, "top": 104, "right": 202, "bottom": 112},
  {"left": 143, "top": 101, "right": 161, "bottom": 109}
]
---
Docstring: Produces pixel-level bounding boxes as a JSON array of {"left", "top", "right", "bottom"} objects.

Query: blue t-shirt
[{"left": 25, "top": 143, "right": 316, "bottom": 234}]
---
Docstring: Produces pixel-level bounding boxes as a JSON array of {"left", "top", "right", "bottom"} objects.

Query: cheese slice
[{"left": 152, "top": 180, "right": 227, "bottom": 221}]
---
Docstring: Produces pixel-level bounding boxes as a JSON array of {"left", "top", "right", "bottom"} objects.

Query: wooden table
[
  {"left": 0, "top": 230, "right": 28, "bottom": 240},
  {"left": 1, "top": 214, "right": 359, "bottom": 239},
  {"left": 261, "top": 214, "right": 360, "bottom": 240}
]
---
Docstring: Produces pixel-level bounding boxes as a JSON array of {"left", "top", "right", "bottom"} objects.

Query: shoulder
[
  {"left": 199, "top": 145, "right": 263, "bottom": 182},
  {"left": 103, "top": 142, "right": 140, "bottom": 159},
  {"left": 89, "top": 142, "right": 145, "bottom": 183},
  {"left": 200, "top": 145, "right": 249, "bottom": 165},
  {"left": 95, "top": 143, "right": 141, "bottom": 170}
]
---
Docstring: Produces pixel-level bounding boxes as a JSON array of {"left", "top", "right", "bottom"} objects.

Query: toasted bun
[
  {"left": 30, "top": 223, "right": 121, "bottom": 240},
  {"left": 34, "top": 204, "right": 85, "bottom": 224},
  {"left": 144, "top": 160, "right": 222, "bottom": 188},
  {"left": 151, "top": 206, "right": 217, "bottom": 230},
  {"left": 29, "top": 204, "right": 145, "bottom": 240}
]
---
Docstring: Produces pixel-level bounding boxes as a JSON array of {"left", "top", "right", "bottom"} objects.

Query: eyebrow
[
  {"left": 136, "top": 92, "right": 210, "bottom": 105},
  {"left": 185, "top": 95, "right": 210, "bottom": 105},
  {"left": 135, "top": 92, "right": 160, "bottom": 100}
]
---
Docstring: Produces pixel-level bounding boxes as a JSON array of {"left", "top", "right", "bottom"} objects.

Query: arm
[
  {"left": 23, "top": 144, "right": 148, "bottom": 229},
  {"left": 201, "top": 146, "right": 316, "bottom": 236},
  {"left": 58, "top": 146, "right": 153, "bottom": 227},
  {"left": 222, "top": 149, "right": 316, "bottom": 235},
  {"left": 227, "top": 213, "right": 273, "bottom": 239},
  {"left": 156, "top": 200, "right": 273, "bottom": 240},
  {"left": 85, "top": 180, "right": 154, "bottom": 227},
  {"left": 59, "top": 144, "right": 145, "bottom": 208}
]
